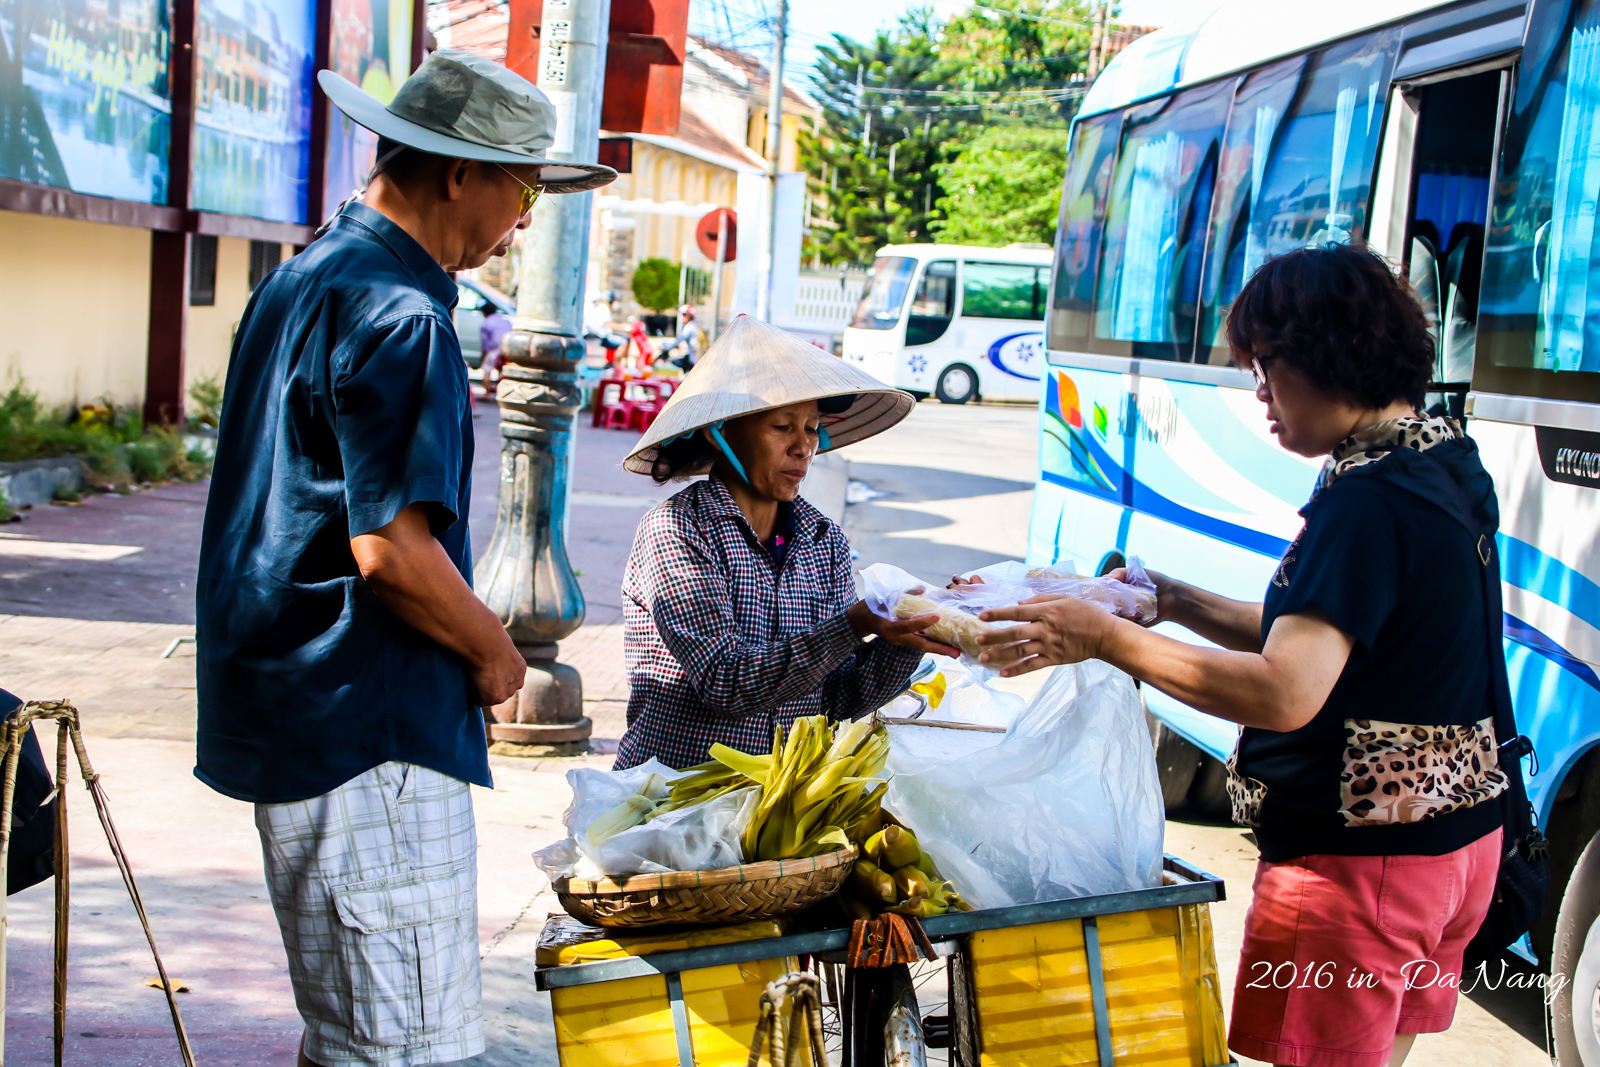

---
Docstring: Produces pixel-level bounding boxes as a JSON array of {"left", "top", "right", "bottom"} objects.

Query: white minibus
[{"left": 842, "top": 244, "right": 1052, "bottom": 404}]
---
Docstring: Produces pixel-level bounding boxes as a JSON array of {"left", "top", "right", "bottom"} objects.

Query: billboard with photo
[
  {"left": 191, "top": 0, "right": 317, "bottom": 222},
  {"left": 0, "top": 0, "right": 173, "bottom": 202},
  {"left": 321, "top": 0, "right": 411, "bottom": 221}
]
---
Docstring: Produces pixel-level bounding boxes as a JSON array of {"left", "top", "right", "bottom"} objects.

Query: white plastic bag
[
  {"left": 884, "top": 660, "right": 1164, "bottom": 909},
  {"left": 879, "top": 655, "right": 1025, "bottom": 729},
  {"left": 533, "top": 759, "right": 759, "bottom": 880}
]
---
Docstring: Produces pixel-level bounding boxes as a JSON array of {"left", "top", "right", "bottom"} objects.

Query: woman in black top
[{"left": 979, "top": 245, "right": 1507, "bottom": 1067}]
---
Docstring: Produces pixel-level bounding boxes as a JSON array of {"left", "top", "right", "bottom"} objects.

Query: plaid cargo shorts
[{"left": 256, "top": 762, "right": 484, "bottom": 1067}]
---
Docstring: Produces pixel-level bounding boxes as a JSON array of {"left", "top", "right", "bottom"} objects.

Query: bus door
[
  {"left": 905, "top": 260, "right": 964, "bottom": 400},
  {"left": 1373, "top": 67, "right": 1508, "bottom": 421}
]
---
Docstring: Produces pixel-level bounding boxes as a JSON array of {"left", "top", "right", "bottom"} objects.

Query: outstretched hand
[
  {"left": 846, "top": 600, "right": 961, "bottom": 658},
  {"left": 974, "top": 594, "right": 1119, "bottom": 676}
]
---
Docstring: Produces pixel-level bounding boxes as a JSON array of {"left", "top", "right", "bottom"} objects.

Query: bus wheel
[
  {"left": 935, "top": 365, "right": 978, "bottom": 404},
  {"left": 1146, "top": 709, "right": 1201, "bottom": 814},
  {"left": 1553, "top": 831, "right": 1600, "bottom": 1065}
]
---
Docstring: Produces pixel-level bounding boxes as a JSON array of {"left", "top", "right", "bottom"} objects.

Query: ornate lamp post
[{"left": 474, "top": 0, "right": 610, "bottom": 750}]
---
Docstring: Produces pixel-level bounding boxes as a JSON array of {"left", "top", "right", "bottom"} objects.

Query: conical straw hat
[{"left": 624, "top": 315, "right": 915, "bottom": 475}]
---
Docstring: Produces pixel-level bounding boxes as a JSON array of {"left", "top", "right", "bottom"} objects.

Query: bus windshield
[{"left": 853, "top": 256, "right": 918, "bottom": 330}]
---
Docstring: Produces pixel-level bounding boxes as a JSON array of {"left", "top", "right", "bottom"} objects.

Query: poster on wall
[
  {"left": 321, "top": 0, "right": 412, "bottom": 221},
  {"left": 191, "top": 0, "right": 316, "bottom": 222},
  {"left": 0, "top": 0, "right": 173, "bottom": 202}
]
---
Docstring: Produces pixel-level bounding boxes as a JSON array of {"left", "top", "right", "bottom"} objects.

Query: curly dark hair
[
  {"left": 649, "top": 432, "right": 718, "bottom": 484},
  {"left": 1227, "top": 244, "right": 1435, "bottom": 410}
]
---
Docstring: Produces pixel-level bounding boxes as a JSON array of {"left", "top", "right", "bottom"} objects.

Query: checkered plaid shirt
[{"left": 615, "top": 477, "right": 922, "bottom": 770}]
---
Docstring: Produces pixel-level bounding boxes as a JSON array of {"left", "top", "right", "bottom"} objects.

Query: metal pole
[
  {"left": 710, "top": 212, "right": 727, "bottom": 341},
  {"left": 476, "top": 0, "right": 611, "bottom": 749},
  {"left": 758, "top": 0, "right": 787, "bottom": 322},
  {"left": 676, "top": 258, "right": 687, "bottom": 331}
]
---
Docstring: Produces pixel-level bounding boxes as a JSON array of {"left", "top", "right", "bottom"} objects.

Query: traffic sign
[{"left": 696, "top": 208, "right": 737, "bottom": 263}]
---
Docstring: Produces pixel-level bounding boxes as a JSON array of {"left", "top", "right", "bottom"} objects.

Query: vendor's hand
[
  {"left": 1106, "top": 566, "right": 1182, "bottom": 627},
  {"left": 846, "top": 600, "right": 961, "bottom": 658},
  {"left": 946, "top": 574, "right": 984, "bottom": 589},
  {"left": 975, "top": 594, "right": 1119, "bottom": 676}
]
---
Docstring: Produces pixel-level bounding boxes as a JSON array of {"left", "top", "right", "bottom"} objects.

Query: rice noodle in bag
[{"left": 857, "top": 563, "right": 1029, "bottom": 659}]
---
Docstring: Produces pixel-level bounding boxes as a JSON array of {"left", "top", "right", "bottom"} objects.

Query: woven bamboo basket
[{"left": 553, "top": 846, "right": 856, "bottom": 928}]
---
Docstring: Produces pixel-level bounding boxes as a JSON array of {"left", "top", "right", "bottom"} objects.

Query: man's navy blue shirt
[{"left": 195, "top": 203, "right": 490, "bottom": 804}]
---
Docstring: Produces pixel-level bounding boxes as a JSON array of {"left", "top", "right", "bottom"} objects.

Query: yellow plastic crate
[
  {"left": 968, "top": 902, "right": 1228, "bottom": 1067},
  {"left": 538, "top": 917, "right": 799, "bottom": 1067}
]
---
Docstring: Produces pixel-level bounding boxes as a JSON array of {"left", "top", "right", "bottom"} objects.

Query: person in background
[
  {"left": 660, "top": 304, "right": 707, "bottom": 371},
  {"left": 973, "top": 244, "right": 1511, "bottom": 1067},
  {"left": 194, "top": 50, "right": 614, "bottom": 1067},
  {"left": 584, "top": 295, "right": 626, "bottom": 362},
  {"left": 479, "top": 302, "right": 513, "bottom": 393}
]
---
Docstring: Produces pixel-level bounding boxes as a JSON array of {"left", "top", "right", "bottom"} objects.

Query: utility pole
[
  {"left": 1088, "top": 2, "right": 1108, "bottom": 80},
  {"left": 476, "top": 0, "right": 611, "bottom": 750},
  {"left": 757, "top": 0, "right": 788, "bottom": 322}
]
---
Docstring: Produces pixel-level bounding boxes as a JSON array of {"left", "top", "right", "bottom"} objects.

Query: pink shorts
[{"left": 1228, "top": 828, "right": 1501, "bottom": 1067}]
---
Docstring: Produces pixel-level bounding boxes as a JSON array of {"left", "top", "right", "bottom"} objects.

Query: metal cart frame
[{"left": 534, "top": 855, "right": 1232, "bottom": 1067}]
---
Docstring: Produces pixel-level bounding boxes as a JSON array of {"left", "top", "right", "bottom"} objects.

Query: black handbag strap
[{"left": 1418, "top": 453, "right": 1534, "bottom": 831}]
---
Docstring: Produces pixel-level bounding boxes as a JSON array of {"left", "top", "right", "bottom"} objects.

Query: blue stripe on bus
[
  {"left": 1499, "top": 534, "right": 1600, "bottom": 636},
  {"left": 1504, "top": 612, "right": 1600, "bottom": 692},
  {"left": 1040, "top": 468, "right": 1293, "bottom": 558}
]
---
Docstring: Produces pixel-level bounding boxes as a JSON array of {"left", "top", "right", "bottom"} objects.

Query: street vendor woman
[
  {"left": 973, "top": 245, "right": 1511, "bottom": 1067},
  {"left": 614, "top": 315, "right": 954, "bottom": 770},
  {"left": 194, "top": 51, "right": 615, "bottom": 1067}
]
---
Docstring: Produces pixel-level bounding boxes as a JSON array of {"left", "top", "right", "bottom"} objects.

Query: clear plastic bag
[
  {"left": 858, "top": 563, "right": 1028, "bottom": 660},
  {"left": 884, "top": 660, "right": 1164, "bottom": 909},
  {"left": 533, "top": 759, "right": 759, "bottom": 880},
  {"left": 964, "top": 556, "right": 1159, "bottom": 625}
]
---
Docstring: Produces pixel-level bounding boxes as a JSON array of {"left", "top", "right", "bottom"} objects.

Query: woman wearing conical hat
[{"left": 615, "top": 316, "right": 955, "bottom": 770}]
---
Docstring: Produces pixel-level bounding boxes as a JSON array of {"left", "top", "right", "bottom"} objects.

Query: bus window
[
  {"left": 1049, "top": 110, "right": 1123, "bottom": 351},
  {"left": 907, "top": 260, "right": 958, "bottom": 346},
  {"left": 1093, "top": 78, "right": 1233, "bottom": 360},
  {"left": 1478, "top": 0, "right": 1600, "bottom": 403},
  {"left": 852, "top": 256, "right": 917, "bottom": 330},
  {"left": 964, "top": 262, "right": 1042, "bottom": 319},
  {"left": 1195, "top": 57, "right": 1305, "bottom": 364},
  {"left": 1246, "top": 31, "right": 1399, "bottom": 260}
]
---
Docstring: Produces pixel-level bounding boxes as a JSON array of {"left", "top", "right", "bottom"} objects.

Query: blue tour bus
[{"left": 1033, "top": 0, "right": 1600, "bottom": 1052}]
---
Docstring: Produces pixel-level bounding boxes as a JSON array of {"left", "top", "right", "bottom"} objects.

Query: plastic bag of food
[
  {"left": 884, "top": 660, "right": 1164, "bottom": 909},
  {"left": 533, "top": 759, "right": 759, "bottom": 880},
  {"left": 964, "top": 556, "right": 1159, "bottom": 624},
  {"left": 858, "top": 563, "right": 1029, "bottom": 659}
]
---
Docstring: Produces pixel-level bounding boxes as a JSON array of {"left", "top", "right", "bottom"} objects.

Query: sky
[{"left": 781, "top": 0, "right": 1196, "bottom": 84}]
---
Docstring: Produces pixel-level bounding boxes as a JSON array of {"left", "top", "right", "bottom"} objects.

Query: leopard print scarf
[{"left": 1312, "top": 415, "right": 1463, "bottom": 497}]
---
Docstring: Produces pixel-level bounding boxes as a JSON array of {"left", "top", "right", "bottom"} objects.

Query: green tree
[
  {"left": 801, "top": 1, "right": 1093, "bottom": 263},
  {"left": 801, "top": 11, "right": 970, "bottom": 264},
  {"left": 629, "top": 257, "right": 680, "bottom": 312},
  {"left": 932, "top": 125, "right": 1073, "bottom": 245}
]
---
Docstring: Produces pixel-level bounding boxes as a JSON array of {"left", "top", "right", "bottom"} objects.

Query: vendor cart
[{"left": 534, "top": 854, "right": 1233, "bottom": 1067}]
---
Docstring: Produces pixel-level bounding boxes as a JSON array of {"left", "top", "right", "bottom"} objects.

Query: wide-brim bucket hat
[
  {"left": 319, "top": 49, "right": 616, "bottom": 193},
  {"left": 624, "top": 315, "right": 916, "bottom": 475}
]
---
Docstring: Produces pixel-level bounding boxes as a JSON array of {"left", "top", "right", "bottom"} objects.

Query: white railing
[{"left": 790, "top": 268, "right": 868, "bottom": 334}]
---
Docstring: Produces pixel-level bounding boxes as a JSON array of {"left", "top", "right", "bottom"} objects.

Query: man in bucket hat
[{"left": 194, "top": 51, "right": 615, "bottom": 1066}]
